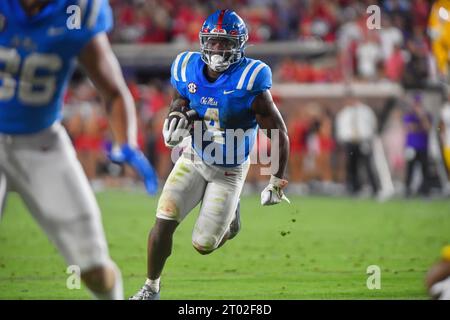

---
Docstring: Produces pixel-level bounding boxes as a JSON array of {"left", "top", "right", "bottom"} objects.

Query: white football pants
[
  {"left": 0, "top": 123, "right": 110, "bottom": 271},
  {"left": 156, "top": 144, "right": 250, "bottom": 252}
]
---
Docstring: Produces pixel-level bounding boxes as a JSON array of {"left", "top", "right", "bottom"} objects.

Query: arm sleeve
[
  {"left": 170, "top": 53, "right": 189, "bottom": 99},
  {"left": 250, "top": 64, "right": 273, "bottom": 95},
  {"left": 247, "top": 63, "right": 273, "bottom": 108}
]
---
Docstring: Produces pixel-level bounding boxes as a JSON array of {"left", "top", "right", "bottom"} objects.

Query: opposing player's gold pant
[{"left": 444, "top": 146, "right": 450, "bottom": 172}]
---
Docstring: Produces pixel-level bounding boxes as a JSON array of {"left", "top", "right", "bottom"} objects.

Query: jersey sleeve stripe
[
  {"left": 246, "top": 63, "right": 267, "bottom": 90},
  {"left": 181, "top": 52, "right": 194, "bottom": 82},
  {"left": 172, "top": 52, "right": 184, "bottom": 81},
  {"left": 78, "top": 0, "right": 88, "bottom": 25},
  {"left": 236, "top": 60, "right": 258, "bottom": 90},
  {"left": 87, "top": 0, "right": 101, "bottom": 29}
]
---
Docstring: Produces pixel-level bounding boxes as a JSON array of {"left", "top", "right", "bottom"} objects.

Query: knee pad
[
  {"left": 192, "top": 235, "right": 219, "bottom": 254},
  {"left": 82, "top": 260, "right": 123, "bottom": 300},
  {"left": 156, "top": 193, "right": 181, "bottom": 222}
]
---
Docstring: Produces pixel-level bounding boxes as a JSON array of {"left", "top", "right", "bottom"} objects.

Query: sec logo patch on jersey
[{"left": 188, "top": 82, "right": 197, "bottom": 94}]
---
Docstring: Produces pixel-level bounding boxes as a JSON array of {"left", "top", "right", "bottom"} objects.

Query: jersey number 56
[{"left": 0, "top": 47, "right": 62, "bottom": 106}]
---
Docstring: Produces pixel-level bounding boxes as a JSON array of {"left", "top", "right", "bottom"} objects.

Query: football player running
[
  {"left": 131, "top": 9, "right": 290, "bottom": 300},
  {"left": 426, "top": 245, "right": 450, "bottom": 300},
  {"left": 0, "top": 0, "right": 158, "bottom": 299}
]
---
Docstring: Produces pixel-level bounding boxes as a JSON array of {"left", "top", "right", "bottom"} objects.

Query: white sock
[
  {"left": 91, "top": 262, "right": 124, "bottom": 300},
  {"left": 145, "top": 277, "right": 160, "bottom": 293}
]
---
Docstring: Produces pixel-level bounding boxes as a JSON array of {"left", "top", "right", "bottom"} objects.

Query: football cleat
[
  {"left": 228, "top": 200, "right": 241, "bottom": 240},
  {"left": 430, "top": 277, "right": 450, "bottom": 300},
  {"left": 129, "top": 285, "right": 160, "bottom": 300}
]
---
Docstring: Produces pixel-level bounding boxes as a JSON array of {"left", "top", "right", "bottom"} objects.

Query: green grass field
[{"left": 0, "top": 191, "right": 448, "bottom": 299}]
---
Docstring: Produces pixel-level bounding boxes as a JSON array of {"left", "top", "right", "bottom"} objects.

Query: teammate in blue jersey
[
  {"left": 0, "top": 0, "right": 158, "bottom": 299},
  {"left": 131, "top": 9, "right": 290, "bottom": 300}
]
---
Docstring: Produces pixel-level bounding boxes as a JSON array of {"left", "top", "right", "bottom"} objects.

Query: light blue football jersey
[
  {"left": 170, "top": 52, "right": 272, "bottom": 167},
  {"left": 0, "top": 0, "right": 112, "bottom": 134}
]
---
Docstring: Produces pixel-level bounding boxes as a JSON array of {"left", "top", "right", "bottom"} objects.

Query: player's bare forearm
[
  {"left": 252, "top": 90, "right": 290, "bottom": 179},
  {"left": 78, "top": 33, "right": 137, "bottom": 146},
  {"left": 107, "top": 93, "right": 136, "bottom": 145},
  {"left": 169, "top": 90, "right": 190, "bottom": 113}
]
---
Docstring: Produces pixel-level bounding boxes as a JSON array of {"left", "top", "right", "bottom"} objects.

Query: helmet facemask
[{"left": 199, "top": 33, "right": 248, "bottom": 72}]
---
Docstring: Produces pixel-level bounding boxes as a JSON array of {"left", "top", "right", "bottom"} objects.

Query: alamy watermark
[
  {"left": 366, "top": 265, "right": 381, "bottom": 290},
  {"left": 169, "top": 122, "right": 281, "bottom": 176},
  {"left": 66, "top": 265, "right": 81, "bottom": 290},
  {"left": 66, "top": 5, "right": 81, "bottom": 30},
  {"left": 366, "top": 5, "right": 381, "bottom": 30},
  {"left": 63, "top": 4, "right": 382, "bottom": 31}
]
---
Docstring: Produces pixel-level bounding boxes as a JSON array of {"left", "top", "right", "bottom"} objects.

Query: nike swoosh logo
[{"left": 223, "top": 90, "right": 235, "bottom": 95}]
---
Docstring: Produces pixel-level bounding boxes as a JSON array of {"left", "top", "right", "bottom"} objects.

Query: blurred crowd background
[
  {"left": 108, "top": 0, "right": 433, "bottom": 84},
  {"left": 63, "top": 0, "right": 450, "bottom": 199}
]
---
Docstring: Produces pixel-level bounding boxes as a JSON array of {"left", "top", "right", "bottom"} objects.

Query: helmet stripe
[
  {"left": 181, "top": 52, "right": 195, "bottom": 82},
  {"left": 247, "top": 63, "right": 267, "bottom": 90},
  {"left": 216, "top": 10, "right": 226, "bottom": 30},
  {"left": 236, "top": 60, "right": 258, "bottom": 90}
]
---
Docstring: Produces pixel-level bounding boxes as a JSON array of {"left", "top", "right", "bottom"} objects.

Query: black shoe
[{"left": 228, "top": 201, "right": 241, "bottom": 240}]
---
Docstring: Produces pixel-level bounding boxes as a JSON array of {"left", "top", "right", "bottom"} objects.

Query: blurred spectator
[
  {"left": 173, "top": 4, "right": 207, "bottom": 43},
  {"left": 379, "top": 15, "right": 404, "bottom": 60},
  {"left": 383, "top": 0, "right": 411, "bottom": 15},
  {"left": 384, "top": 43, "right": 405, "bottom": 81},
  {"left": 356, "top": 32, "right": 383, "bottom": 80},
  {"left": 288, "top": 107, "right": 310, "bottom": 182},
  {"left": 403, "top": 93, "right": 433, "bottom": 196},
  {"left": 275, "top": 57, "right": 341, "bottom": 83},
  {"left": 272, "top": 0, "right": 301, "bottom": 40},
  {"left": 336, "top": 5, "right": 363, "bottom": 51},
  {"left": 241, "top": 5, "right": 275, "bottom": 43},
  {"left": 298, "top": 0, "right": 338, "bottom": 42},
  {"left": 336, "top": 92, "right": 379, "bottom": 195},
  {"left": 411, "top": 0, "right": 430, "bottom": 30},
  {"left": 276, "top": 57, "right": 302, "bottom": 82},
  {"left": 63, "top": 81, "right": 107, "bottom": 182},
  {"left": 402, "top": 26, "right": 430, "bottom": 88},
  {"left": 315, "top": 109, "right": 335, "bottom": 182},
  {"left": 381, "top": 108, "right": 406, "bottom": 180},
  {"left": 439, "top": 93, "right": 450, "bottom": 175},
  {"left": 74, "top": 107, "right": 108, "bottom": 181},
  {"left": 246, "top": 128, "right": 273, "bottom": 191}
]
